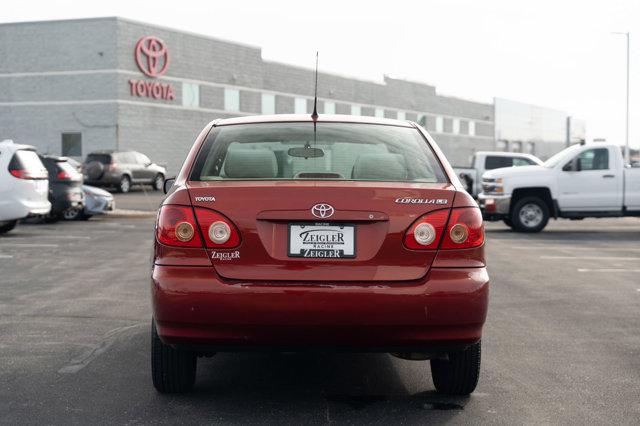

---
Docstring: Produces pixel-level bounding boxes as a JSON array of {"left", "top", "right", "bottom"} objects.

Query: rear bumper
[
  {"left": 478, "top": 193, "right": 511, "bottom": 220},
  {"left": 152, "top": 265, "right": 489, "bottom": 352},
  {"left": 0, "top": 198, "right": 51, "bottom": 221}
]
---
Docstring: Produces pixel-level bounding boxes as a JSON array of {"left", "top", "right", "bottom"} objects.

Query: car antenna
[{"left": 311, "top": 51, "right": 319, "bottom": 121}]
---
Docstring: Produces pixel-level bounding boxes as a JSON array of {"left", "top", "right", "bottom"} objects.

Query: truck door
[{"left": 557, "top": 147, "right": 622, "bottom": 211}]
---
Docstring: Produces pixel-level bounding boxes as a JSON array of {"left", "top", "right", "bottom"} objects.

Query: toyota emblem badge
[{"left": 311, "top": 203, "right": 335, "bottom": 219}]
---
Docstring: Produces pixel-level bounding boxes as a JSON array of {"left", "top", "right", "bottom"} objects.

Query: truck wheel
[
  {"left": 151, "top": 320, "right": 197, "bottom": 393},
  {"left": 502, "top": 218, "right": 513, "bottom": 228},
  {"left": 431, "top": 341, "right": 481, "bottom": 395},
  {"left": 511, "top": 197, "right": 549, "bottom": 233},
  {"left": 118, "top": 175, "right": 131, "bottom": 193},
  {"left": 0, "top": 220, "right": 18, "bottom": 234}
]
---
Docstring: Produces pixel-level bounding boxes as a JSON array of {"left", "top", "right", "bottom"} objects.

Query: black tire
[
  {"left": 153, "top": 174, "right": 165, "bottom": 191},
  {"left": 431, "top": 341, "right": 481, "bottom": 396},
  {"left": 502, "top": 218, "right": 513, "bottom": 228},
  {"left": 62, "top": 208, "right": 81, "bottom": 221},
  {"left": 78, "top": 213, "right": 93, "bottom": 221},
  {"left": 151, "top": 320, "right": 196, "bottom": 393},
  {"left": 510, "top": 196, "right": 549, "bottom": 233},
  {"left": 0, "top": 220, "right": 18, "bottom": 234},
  {"left": 42, "top": 214, "right": 61, "bottom": 224},
  {"left": 118, "top": 175, "right": 131, "bottom": 193}
]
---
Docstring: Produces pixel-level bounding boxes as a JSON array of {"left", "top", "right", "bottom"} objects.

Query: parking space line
[
  {"left": 541, "top": 255, "right": 640, "bottom": 261},
  {"left": 6, "top": 236, "right": 90, "bottom": 240},
  {"left": 0, "top": 243, "right": 59, "bottom": 248},
  {"left": 578, "top": 268, "right": 640, "bottom": 273},
  {"left": 0, "top": 254, "right": 13, "bottom": 259},
  {"left": 510, "top": 246, "right": 640, "bottom": 251}
]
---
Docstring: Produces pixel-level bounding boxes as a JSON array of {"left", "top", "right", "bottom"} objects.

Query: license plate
[{"left": 288, "top": 223, "right": 355, "bottom": 258}]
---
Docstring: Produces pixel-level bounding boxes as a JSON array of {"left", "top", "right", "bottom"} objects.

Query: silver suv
[{"left": 83, "top": 150, "right": 166, "bottom": 193}]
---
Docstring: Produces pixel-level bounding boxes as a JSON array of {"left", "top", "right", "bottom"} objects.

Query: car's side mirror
[
  {"left": 145, "top": 162, "right": 152, "bottom": 167},
  {"left": 163, "top": 177, "right": 176, "bottom": 194}
]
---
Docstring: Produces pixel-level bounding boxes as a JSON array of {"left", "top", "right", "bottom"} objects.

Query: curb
[{"left": 104, "top": 209, "right": 157, "bottom": 218}]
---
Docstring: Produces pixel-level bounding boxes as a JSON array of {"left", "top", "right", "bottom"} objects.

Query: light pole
[{"left": 613, "top": 32, "right": 630, "bottom": 165}]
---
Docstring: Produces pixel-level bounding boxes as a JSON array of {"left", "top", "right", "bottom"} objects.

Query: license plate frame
[{"left": 287, "top": 222, "right": 356, "bottom": 259}]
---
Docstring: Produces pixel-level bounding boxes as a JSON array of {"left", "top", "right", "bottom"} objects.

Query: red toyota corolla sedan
[{"left": 151, "top": 114, "right": 488, "bottom": 395}]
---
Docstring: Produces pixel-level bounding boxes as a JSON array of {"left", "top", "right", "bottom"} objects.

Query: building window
[
  {"left": 469, "top": 120, "right": 476, "bottom": 136},
  {"left": 511, "top": 141, "right": 523, "bottom": 153},
  {"left": 224, "top": 88, "right": 240, "bottom": 111},
  {"left": 261, "top": 93, "right": 275, "bottom": 114},
  {"left": 397, "top": 111, "right": 406, "bottom": 120},
  {"left": 526, "top": 142, "right": 535, "bottom": 154},
  {"left": 417, "top": 114, "right": 427, "bottom": 127},
  {"left": 350, "top": 105, "right": 361, "bottom": 116},
  {"left": 496, "top": 140, "right": 508, "bottom": 151},
  {"left": 452, "top": 118, "right": 460, "bottom": 134},
  {"left": 323, "top": 101, "right": 336, "bottom": 114},
  {"left": 375, "top": 108, "right": 384, "bottom": 118},
  {"left": 182, "top": 82, "right": 200, "bottom": 108},
  {"left": 294, "top": 97, "right": 307, "bottom": 114},
  {"left": 436, "top": 116, "right": 444, "bottom": 133},
  {"left": 61, "top": 133, "right": 82, "bottom": 157}
]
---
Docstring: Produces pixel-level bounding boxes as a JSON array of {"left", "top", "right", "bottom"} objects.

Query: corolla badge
[
  {"left": 311, "top": 203, "right": 335, "bottom": 219},
  {"left": 394, "top": 197, "right": 448, "bottom": 205}
]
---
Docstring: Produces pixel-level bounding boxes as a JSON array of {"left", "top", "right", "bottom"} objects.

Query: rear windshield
[
  {"left": 190, "top": 123, "right": 447, "bottom": 183},
  {"left": 10, "top": 150, "right": 47, "bottom": 175},
  {"left": 58, "top": 160, "right": 83, "bottom": 179},
  {"left": 85, "top": 154, "right": 112, "bottom": 164}
]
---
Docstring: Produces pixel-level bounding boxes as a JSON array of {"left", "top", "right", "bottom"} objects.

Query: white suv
[{"left": 0, "top": 140, "right": 51, "bottom": 233}]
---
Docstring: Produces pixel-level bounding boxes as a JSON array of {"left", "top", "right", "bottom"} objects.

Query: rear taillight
[
  {"left": 156, "top": 205, "right": 241, "bottom": 249},
  {"left": 440, "top": 208, "right": 484, "bottom": 249},
  {"left": 404, "top": 209, "right": 449, "bottom": 250},
  {"left": 193, "top": 208, "right": 241, "bottom": 248},
  {"left": 107, "top": 163, "right": 118, "bottom": 171},
  {"left": 9, "top": 168, "right": 47, "bottom": 180},
  {"left": 403, "top": 207, "right": 484, "bottom": 250},
  {"left": 57, "top": 170, "right": 71, "bottom": 180},
  {"left": 156, "top": 205, "right": 203, "bottom": 248}
]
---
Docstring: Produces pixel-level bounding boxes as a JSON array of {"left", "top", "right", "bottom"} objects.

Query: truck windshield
[
  {"left": 190, "top": 122, "right": 448, "bottom": 183},
  {"left": 544, "top": 145, "right": 582, "bottom": 168}
]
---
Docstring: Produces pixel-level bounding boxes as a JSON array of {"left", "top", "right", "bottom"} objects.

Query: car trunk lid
[{"left": 188, "top": 180, "right": 455, "bottom": 282}]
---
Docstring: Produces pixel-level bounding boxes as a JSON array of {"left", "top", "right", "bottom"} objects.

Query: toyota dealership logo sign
[
  {"left": 128, "top": 36, "right": 174, "bottom": 101},
  {"left": 134, "top": 36, "right": 170, "bottom": 77}
]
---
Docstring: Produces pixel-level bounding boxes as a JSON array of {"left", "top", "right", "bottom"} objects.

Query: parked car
[
  {"left": 39, "top": 155, "right": 84, "bottom": 222},
  {"left": 453, "top": 151, "right": 543, "bottom": 197},
  {"left": 0, "top": 140, "right": 50, "bottom": 234},
  {"left": 83, "top": 150, "right": 166, "bottom": 193},
  {"left": 65, "top": 157, "right": 83, "bottom": 173},
  {"left": 151, "top": 114, "right": 488, "bottom": 395},
  {"left": 63, "top": 185, "right": 114, "bottom": 220},
  {"left": 479, "top": 142, "right": 640, "bottom": 232}
]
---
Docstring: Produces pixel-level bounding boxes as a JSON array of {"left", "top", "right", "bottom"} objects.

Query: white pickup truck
[
  {"left": 478, "top": 143, "right": 640, "bottom": 232},
  {"left": 453, "top": 151, "right": 542, "bottom": 197}
]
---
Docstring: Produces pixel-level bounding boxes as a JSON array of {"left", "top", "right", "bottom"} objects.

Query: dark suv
[
  {"left": 83, "top": 150, "right": 166, "bottom": 193},
  {"left": 39, "top": 155, "right": 84, "bottom": 221}
]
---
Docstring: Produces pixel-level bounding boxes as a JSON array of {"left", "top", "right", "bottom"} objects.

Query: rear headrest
[
  {"left": 223, "top": 149, "right": 278, "bottom": 179},
  {"left": 352, "top": 153, "right": 407, "bottom": 181}
]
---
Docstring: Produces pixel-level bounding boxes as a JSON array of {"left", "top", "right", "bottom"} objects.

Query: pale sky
[{"left": 4, "top": 0, "right": 639, "bottom": 148}]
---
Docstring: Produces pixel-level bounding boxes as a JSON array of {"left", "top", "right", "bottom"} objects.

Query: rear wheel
[
  {"left": 510, "top": 196, "right": 549, "bottom": 233},
  {"left": 151, "top": 320, "right": 197, "bottom": 393},
  {"left": 0, "top": 220, "right": 18, "bottom": 234},
  {"left": 431, "top": 341, "right": 481, "bottom": 396},
  {"left": 153, "top": 174, "right": 165, "bottom": 191},
  {"left": 502, "top": 218, "right": 513, "bottom": 228},
  {"left": 62, "top": 208, "right": 81, "bottom": 221},
  {"left": 118, "top": 175, "right": 131, "bottom": 193}
]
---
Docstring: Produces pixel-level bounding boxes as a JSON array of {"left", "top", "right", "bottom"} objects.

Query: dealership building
[{"left": 0, "top": 17, "right": 585, "bottom": 174}]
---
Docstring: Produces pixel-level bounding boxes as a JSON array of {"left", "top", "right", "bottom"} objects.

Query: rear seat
[
  {"left": 223, "top": 149, "right": 278, "bottom": 179},
  {"left": 352, "top": 153, "right": 407, "bottom": 181}
]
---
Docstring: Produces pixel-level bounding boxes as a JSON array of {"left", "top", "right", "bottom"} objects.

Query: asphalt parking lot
[{"left": 1, "top": 213, "right": 639, "bottom": 424}]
